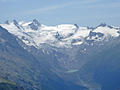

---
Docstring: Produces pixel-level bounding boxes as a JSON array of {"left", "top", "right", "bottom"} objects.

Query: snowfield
[{"left": 1, "top": 19, "right": 120, "bottom": 48}]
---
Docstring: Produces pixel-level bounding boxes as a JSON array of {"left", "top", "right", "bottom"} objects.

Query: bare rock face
[
  {"left": 0, "top": 21, "right": 120, "bottom": 90},
  {"left": 28, "top": 19, "right": 41, "bottom": 30}
]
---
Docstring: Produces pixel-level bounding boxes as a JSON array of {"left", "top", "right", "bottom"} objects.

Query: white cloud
[
  {"left": 14, "top": 2, "right": 76, "bottom": 16},
  {"left": 11, "top": 0, "right": 119, "bottom": 17},
  {"left": 14, "top": 0, "right": 100, "bottom": 16},
  {"left": 24, "top": 2, "right": 74, "bottom": 15}
]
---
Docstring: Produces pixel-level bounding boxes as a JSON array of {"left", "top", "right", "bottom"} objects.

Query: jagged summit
[
  {"left": 4, "top": 20, "right": 9, "bottom": 25},
  {"left": 74, "top": 24, "right": 79, "bottom": 29},
  {"left": 97, "top": 23, "right": 114, "bottom": 29},
  {"left": 12, "top": 20, "right": 24, "bottom": 30},
  {"left": 0, "top": 19, "right": 120, "bottom": 90},
  {"left": 32, "top": 19, "right": 41, "bottom": 26},
  {"left": 13, "top": 20, "right": 19, "bottom": 25},
  {"left": 28, "top": 19, "right": 41, "bottom": 30},
  {"left": 0, "top": 20, "right": 120, "bottom": 48},
  {"left": 98, "top": 23, "right": 107, "bottom": 27}
]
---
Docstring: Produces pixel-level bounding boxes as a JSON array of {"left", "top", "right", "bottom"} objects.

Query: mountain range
[{"left": 0, "top": 19, "right": 120, "bottom": 90}]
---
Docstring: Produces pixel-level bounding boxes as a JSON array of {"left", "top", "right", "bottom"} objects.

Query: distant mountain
[
  {"left": 0, "top": 20, "right": 120, "bottom": 90},
  {"left": 0, "top": 25, "right": 87, "bottom": 90},
  {"left": 1, "top": 20, "right": 119, "bottom": 48}
]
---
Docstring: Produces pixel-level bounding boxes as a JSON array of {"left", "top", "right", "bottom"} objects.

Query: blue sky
[{"left": 0, "top": 0, "right": 120, "bottom": 26}]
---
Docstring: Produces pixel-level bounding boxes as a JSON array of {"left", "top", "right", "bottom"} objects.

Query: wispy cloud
[
  {"left": 83, "top": 1, "right": 120, "bottom": 8},
  {"left": 20, "top": 2, "right": 74, "bottom": 15},
  {"left": 14, "top": 0, "right": 100, "bottom": 16}
]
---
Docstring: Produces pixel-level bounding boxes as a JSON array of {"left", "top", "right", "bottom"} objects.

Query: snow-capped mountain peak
[
  {"left": 94, "top": 25, "right": 119, "bottom": 37},
  {"left": 13, "top": 19, "right": 19, "bottom": 25},
  {"left": 32, "top": 19, "right": 41, "bottom": 26},
  {"left": 4, "top": 20, "right": 10, "bottom": 25},
  {"left": 97, "top": 23, "right": 107, "bottom": 27},
  {"left": 0, "top": 20, "right": 120, "bottom": 48},
  {"left": 28, "top": 19, "right": 41, "bottom": 30}
]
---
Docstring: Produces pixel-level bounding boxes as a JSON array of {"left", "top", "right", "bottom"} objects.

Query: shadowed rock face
[
  {"left": 0, "top": 83, "right": 24, "bottom": 90},
  {"left": 0, "top": 23, "right": 120, "bottom": 90},
  {"left": 89, "top": 31, "right": 104, "bottom": 38},
  {"left": 33, "top": 19, "right": 41, "bottom": 26},
  {"left": 78, "top": 41, "right": 120, "bottom": 90},
  {"left": 4, "top": 20, "right": 9, "bottom": 25},
  {"left": 13, "top": 20, "right": 18, "bottom": 26},
  {"left": 0, "top": 26, "right": 88, "bottom": 90},
  {"left": 28, "top": 19, "right": 41, "bottom": 30}
]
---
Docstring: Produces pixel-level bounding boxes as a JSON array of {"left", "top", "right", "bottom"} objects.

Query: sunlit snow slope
[{"left": 1, "top": 19, "right": 120, "bottom": 48}]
